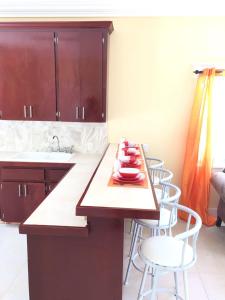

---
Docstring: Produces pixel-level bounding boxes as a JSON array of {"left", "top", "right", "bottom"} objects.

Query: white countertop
[
  {"left": 0, "top": 150, "right": 102, "bottom": 228},
  {"left": 0, "top": 150, "right": 75, "bottom": 163}
]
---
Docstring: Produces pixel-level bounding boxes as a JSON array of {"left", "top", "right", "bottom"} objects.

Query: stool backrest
[
  {"left": 149, "top": 167, "right": 173, "bottom": 186},
  {"left": 146, "top": 157, "right": 164, "bottom": 169},
  {"left": 160, "top": 183, "right": 181, "bottom": 227},
  {"left": 166, "top": 202, "right": 202, "bottom": 267}
]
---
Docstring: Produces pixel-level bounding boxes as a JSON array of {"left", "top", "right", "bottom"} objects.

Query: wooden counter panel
[
  {"left": 45, "top": 168, "right": 70, "bottom": 182},
  {"left": 26, "top": 217, "right": 123, "bottom": 300},
  {"left": 19, "top": 224, "right": 89, "bottom": 237},
  {"left": 1, "top": 167, "right": 44, "bottom": 182},
  {"left": 77, "top": 205, "right": 160, "bottom": 220},
  {"left": 0, "top": 161, "right": 74, "bottom": 169}
]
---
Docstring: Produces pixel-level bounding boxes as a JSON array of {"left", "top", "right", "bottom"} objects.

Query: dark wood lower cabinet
[
  {"left": 45, "top": 182, "right": 57, "bottom": 195},
  {"left": 0, "top": 182, "right": 45, "bottom": 222},
  {"left": 23, "top": 183, "right": 46, "bottom": 219},
  {"left": 0, "top": 163, "right": 72, "bottom": 223},
  {"left": 1, "top": 182, "right": 25, "bottom": 222},
  {"left": 21, "top": 217, "right": 124, "bottom": 300}
]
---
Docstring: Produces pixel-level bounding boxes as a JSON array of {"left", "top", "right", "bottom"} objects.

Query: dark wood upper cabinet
[
  {"left": 0, "top": 31, "right": 56, "bottom": 121},
  {"left": 0, "top": 22, "right": 113, "bottom": 122},
  {"left": 56, "top": 31, "right": 81, "bottom": 121},
  {"left": 57, "top": 30, "right": 104, "bottom": 122}
]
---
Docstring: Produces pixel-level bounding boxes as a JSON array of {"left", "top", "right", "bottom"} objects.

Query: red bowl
[
  {"left": 119, "top": 155, "right": 136, "bottom": 163},
  {"left": 124, "top": 148, "right": 138, "bottom": 155},
  {"left": 119, "top": 168, "right": 140, "bottom": 178}
]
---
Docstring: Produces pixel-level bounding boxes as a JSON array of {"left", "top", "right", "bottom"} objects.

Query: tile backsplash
[{"left": 0, "top": 121, "right": 108, "bottom": 154}]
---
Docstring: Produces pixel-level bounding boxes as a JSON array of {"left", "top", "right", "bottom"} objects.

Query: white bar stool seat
[{"left": 140, "top": 235, "right": 194, "bottom": 268}]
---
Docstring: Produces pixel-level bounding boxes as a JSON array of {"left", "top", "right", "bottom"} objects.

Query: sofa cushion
[{"left": 211, "top": 171, "right": 225, "bottom": 203}]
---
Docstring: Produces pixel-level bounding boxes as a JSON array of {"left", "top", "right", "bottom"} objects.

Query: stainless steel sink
[{"left": 13, "top": 151, "right": 73, "bottom": 162}]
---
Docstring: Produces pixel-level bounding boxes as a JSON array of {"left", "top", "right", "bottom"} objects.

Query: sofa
[{"left": 210, "top": 171, "right": 225, "bottom": 227}]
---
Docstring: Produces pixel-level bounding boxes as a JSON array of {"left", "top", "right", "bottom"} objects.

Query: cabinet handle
[
  {"left": 23, "top": 105, "right": 27, "bottom": 118},
  {"left": 18, "top": 184, "right": 22, "bottom": 197},
  {"left": 75, "top": 106, "right": 79, "bottom": 119},
  {"left": 82, "top": 107, "right": 85, "bottom": 120},
  {"left": 24, "top": 184, "right": 27, "bottom": 197},
  {"left": 29, "top": 106, "right": 33, "bottom": 118}
]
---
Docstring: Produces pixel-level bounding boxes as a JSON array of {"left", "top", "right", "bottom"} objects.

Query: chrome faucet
[{"left": 52, "top": 135, "right": 60, "bottom": 152}]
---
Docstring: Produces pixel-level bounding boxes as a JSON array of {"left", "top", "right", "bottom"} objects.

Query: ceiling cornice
[{"left": 0, "top": 0, "right": 224, "bottom": 17}]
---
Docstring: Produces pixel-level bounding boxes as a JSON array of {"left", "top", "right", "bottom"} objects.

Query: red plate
[
  {"left": 112, "top": 172, "right": 145, "bottom": 183},
  {"left": 122, "top": 145, "right": 139, "bottom": 150},
  {"left": 121, "top": 160, "right": 142, "bottom": 168}
]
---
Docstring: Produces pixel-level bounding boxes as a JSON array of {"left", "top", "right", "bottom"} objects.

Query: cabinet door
[
  {"left": 0, "top": 182, "right": 24, "bottom": 222},
  {"left": 46, "top": 182, "right": 57, "bottom": 195},
  {"left": 79, "top": 31, "right": 103, "bottom": 122},
  {"left": 57, "top": 30, "right": 104, "bottom": 122},
  {"left": 0, "top": 31, "right": 56, "bottom": 121},
  {"left": 23, "top": 183, "right": 45, "bottom": 219}
]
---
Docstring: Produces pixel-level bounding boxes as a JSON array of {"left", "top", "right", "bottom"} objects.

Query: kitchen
[{"left": 0, "top": 8, "right": 225, "bottom": 300}]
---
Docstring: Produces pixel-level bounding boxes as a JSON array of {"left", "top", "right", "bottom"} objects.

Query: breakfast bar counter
[{"left": 19, "top": 144, "right": 159, "bottom": 300}]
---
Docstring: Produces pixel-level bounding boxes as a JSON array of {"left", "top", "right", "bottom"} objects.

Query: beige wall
[
  {"left": 107, "top": 17, "right": 225, "bottom": 188},
  {"left": 1, "top": 16, "right": 225, "bottom": 207}
]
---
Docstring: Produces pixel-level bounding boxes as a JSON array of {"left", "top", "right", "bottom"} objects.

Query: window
[{"left": 212, "top": 75, "right": 225, "bottom": 167}]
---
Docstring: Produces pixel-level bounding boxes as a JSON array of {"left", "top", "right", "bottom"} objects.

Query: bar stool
[
  {"left": 124, "top": 183, "right": 181, "bottom": 285},
  {"left": 146, "top": 157, "right": 164, "bottom": 169},
  {"left": 151, "top": 168, "right": 174, "bottom": 203},
  {"left": 137, "top": 202, "right": 202, "bottom": 300},
  {"left": 146, "top": 157, "right": 164, "bottom": 186},
  {"left": 129, "top": 158, "right": 166, "bottom": 235}
]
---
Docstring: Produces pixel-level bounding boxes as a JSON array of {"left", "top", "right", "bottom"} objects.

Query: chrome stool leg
[
  {"left": 128, "top": 222, "right": 138, "bottom": 257},
  {"left": 183, "top": 271, "right": 190, "bottom": 300},
  {"left": 150, "top": 268, "right": 159, "bottom": 300},
  {"left": 137, "top": 264, "right": 148, "bottom": 300},
  {"left": 124, "top": 223, "right": 140, "bottom": 285},
  {"left": 174, "top": 271, "right": 179, "bottom": 300}
]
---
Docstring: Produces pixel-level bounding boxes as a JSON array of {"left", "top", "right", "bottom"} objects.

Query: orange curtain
[{"left": 180, "top": 68, "right": 216, "bottom": 226}]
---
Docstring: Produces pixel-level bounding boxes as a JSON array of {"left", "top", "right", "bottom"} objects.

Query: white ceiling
[{"left": 0, "top": 0, "right": 224, "bottom": 17}]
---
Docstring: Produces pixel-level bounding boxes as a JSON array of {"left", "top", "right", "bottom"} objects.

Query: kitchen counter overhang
[{"left": 76, "top": 143, "right": 160, "bottom": 220}]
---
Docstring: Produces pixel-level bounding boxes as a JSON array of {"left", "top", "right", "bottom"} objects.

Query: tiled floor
[
  {"left": 0, "top": 224, "right": 29, "bottom": 300},
  {"left": 0, "top": 220, "right": 224, "bottom": 300}
]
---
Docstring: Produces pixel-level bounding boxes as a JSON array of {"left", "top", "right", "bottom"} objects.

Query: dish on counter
[
  {"left": 112, "top": 171, "right": 145, "bottom": 183},
  {"left": 119, "top": 167, "right": 140, "bottom": 178},
  {"left": 121, "top": 160, "right": 142, "bottom": 168},
  {"left": 121, "top": 142, "right": 139, "bottom": 149},
  {"left": 118, "top": 155, "right": 136, "bottom": 163},
  {"left": 122, "top": 148, "right": 140, "bottom": 156}
]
